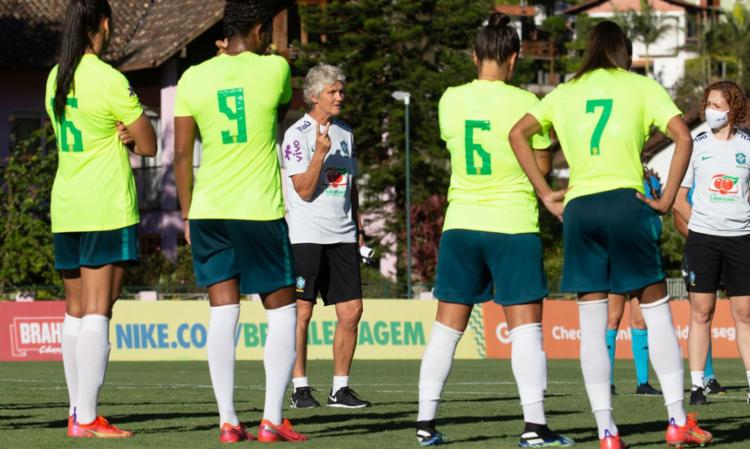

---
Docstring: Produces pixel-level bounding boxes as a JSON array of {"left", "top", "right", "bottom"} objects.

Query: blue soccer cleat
[
  {"left": 416, "top": 420, "right": 447, "bottom": 446},
  {"left": 519, "top": 424, "right": 575, "bottom": 448}
]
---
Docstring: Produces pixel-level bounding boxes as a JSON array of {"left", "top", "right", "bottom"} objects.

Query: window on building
[
  {"left": 686, "top": 13, "right": 699, "bottom": 45},
  {"left": 9, "top": 111, "right": 47, "bottom": 148},
  {"left": 133, "top": 111, "right": 162, "bottom": 212}
]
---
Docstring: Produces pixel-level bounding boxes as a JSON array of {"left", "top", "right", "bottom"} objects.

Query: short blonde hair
[{"left": 303, "top": 64, "right": 345, "bottom": 106}]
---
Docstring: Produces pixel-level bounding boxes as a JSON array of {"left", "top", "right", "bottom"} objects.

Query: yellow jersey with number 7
[
  {"left": 44, "top": 54, "right": 144, "bottom": 233},
  {"left": 529, "top": 68, "right": 681, "bottom": 203},
  {"left": 174, "top": 52, "right": 291, "bottom": 220}
]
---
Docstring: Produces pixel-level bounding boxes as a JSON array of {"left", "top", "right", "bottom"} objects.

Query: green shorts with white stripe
[{"left": 53, "top": 224, "right": 139, "bottom": 270}]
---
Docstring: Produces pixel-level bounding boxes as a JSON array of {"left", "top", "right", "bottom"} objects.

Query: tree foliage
[
  {"left": 297, "top": 0, "right": 492, "bottom": 290},
  {"left": 0, "top": 126, "right": 57, "bottom": 289}
]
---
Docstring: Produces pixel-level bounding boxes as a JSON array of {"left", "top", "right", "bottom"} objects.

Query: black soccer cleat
[
  {"left": 689, "top": 387, "right": 708, "bottom": 405},
  {"left": 610, "top": 384, "right": 617, "bottom": 396},
  {"left": 518, "top": 423, "right": 575, "bottom": 447},
  {"left": 290, "top": 386, "right": 320, "bottom": 409},
  {"left": 704, "top": 378, "right": 727, "bottom": 395},
  {"left": 635, "top": 383, "right": 662, "bottom": 396},
  {"left": 416, "top": 420, "right": 447, "bottom": 446},
  {"left": 327, "top": 386, "right": 371, "bottom": 408}
]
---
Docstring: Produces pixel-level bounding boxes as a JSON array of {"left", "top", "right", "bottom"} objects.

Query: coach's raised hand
[{"left": 315, "top": 121, "right": 332, "bottom": 156}]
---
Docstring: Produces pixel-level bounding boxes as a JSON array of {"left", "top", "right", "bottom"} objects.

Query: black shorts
[
  {"left": 293, "top": 243, "right": 362, "bottom": 305},
  {"left": 684, "top": 231, "right": 750, "bottom": 296}
]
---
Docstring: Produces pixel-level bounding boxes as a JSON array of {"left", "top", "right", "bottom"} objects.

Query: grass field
[{"left": 1, "top": 359, "right": 748, "bottom": 448}]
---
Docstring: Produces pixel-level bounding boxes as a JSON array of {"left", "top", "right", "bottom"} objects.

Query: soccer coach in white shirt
[{"left": 281, "top": 64, "right": 371, "bottom": 409}]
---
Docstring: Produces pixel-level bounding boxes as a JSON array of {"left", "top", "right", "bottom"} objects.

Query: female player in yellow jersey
[
  {"left": 415, "top": 13, "right": 573, "bottom": 448},
  {"left": 509, "top": 21, "right": 712, "bottom": 449},
  {"left": 174, "top": 0, "right": 306, "bottom": 443},
  {"left": 45, "top": 0, "right": 157, "bottom": 439}
]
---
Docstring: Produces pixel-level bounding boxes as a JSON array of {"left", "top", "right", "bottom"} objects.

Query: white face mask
[{"left": 705, "top": 108, "right": 729, "bottom": 130}]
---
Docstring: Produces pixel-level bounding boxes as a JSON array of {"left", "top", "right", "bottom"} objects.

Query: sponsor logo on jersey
[
  {"left": 709, "top": 173, "right": 739, "bottom": 202},
  {"left": 291, "top": 140, "right": 303, "bottom": 162},
  {"left": 736, "top": 152, "right": 747, "bottom": 166},
  {"left": 694, "top": 132, "right": 708, "bottom": 142},
  {"left": 324, "top": 168, "right": 349, "bottom": 196},
  {"left": 701, "top": 154, "right": 714, "bottom": 160},
  {"left": 296, "top": 120, "right": 312, "bottom": 132},
  {"left": 10, "top": 316, "right": 63, "bottom": 358}
]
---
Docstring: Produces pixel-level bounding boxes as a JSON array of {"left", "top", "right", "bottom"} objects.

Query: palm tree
[{"left": 626, "top": 0, "right": 672, "bottom": 77}]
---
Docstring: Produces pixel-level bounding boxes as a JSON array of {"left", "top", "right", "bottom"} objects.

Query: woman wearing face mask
[{"left": 673, "top": 80, "right": 750, "bottom": 405}]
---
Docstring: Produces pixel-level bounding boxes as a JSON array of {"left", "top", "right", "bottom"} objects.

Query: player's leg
[
  {"left": 729, "top": 296, "right": 750, "bottom": 403},
  {"left": 70, "top": 225, "right": 138, "bottom": 438},
  {"left": 687, "top": 292, "right": 716, "bottom": 405},
  {"left": 291, "top": 300, "right": 317, "bottom": 407},
  {"left": 324, "top": 243, "right": 368, "bottom": 408},
  {"left": 417, "top": 301, "right": 470, "bottom": 446},
  {"left": 629, "top": 298, "right": 660, "bottom": 395},
  {"left": 684, "top": 231, "right": 721, "bottom": 406},
  {"left": 61, "top": 269, "right": 82, "bottom": 436},
  {"left": 606, "top": 294, "right": 626, "bottom": 393},
  {"left": 562, "top": 193, "right": 620, "bottom": 447},
  {"left": 489, "top": 232, "right": 572, "bottom": 447},
  {"left": 231, "top": 219, "right": 305, "bottom": 442},
  {"left": 290, "top": 243, "right": 323, "bottom": 409},
  {"left": 417, "top": 229, "right": 488, "bottom": 446},
  {"left": 189, "top": 219, "right": 255, "bottom": 442}
]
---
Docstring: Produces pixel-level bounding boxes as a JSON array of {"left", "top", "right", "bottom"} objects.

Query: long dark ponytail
[{"left": 53, "top": 0, "right": 111, "bottom": 120}]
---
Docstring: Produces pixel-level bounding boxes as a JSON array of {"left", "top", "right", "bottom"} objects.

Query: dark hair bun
[{"left": 488, "top": 12, "right": 511, "bottom": 27}]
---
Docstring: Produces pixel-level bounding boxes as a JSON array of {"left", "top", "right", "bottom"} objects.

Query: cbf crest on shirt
[{"left": 282, "top": 114, "right": 358, "bottom": 245}]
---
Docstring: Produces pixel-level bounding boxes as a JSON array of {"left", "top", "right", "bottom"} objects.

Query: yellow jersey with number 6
[
  {"left": 439, "top": 79, "right": 550, "bottom": 234},
  {"left": 529, "top": 68, "right": 681, "bottom": 203},
  {"left": 44, "top": 54, "right": 144, "bottom": 233},
  {"left": 174, "top": 52, "right": 291, "bottom": 220}
]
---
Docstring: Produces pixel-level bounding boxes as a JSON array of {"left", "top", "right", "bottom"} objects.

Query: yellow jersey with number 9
[
  {"left": 174, "top": 52, "right": 291, "bottom": 220},
  {"left": 439, "top": 80, "right": 551, "bottom": 234},
  {"left": 529, "top": 68, "right": 681, "bottom": 203},
  {"left": 44, "top": 54, "right": 144, "bottom": 233}
]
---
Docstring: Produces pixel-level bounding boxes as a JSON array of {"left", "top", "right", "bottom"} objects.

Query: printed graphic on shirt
[{"left": 709, "top": 174, "right": 739, "bottom": 201}]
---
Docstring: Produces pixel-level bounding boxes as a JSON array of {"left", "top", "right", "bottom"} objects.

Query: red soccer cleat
[
  {"left": 665, "top": 413, "right": 713, "bottom": 448},
  {"left": 257, "top": 418, "right": 308, "bottom": 442},
  {"left": 219, "top": 422, "right": 256, "bottom": 443},
  {"left": 68, "top": 415, "right": 133, "bottom": 438},
  {"left": 600, "top": 429, "right": 628, "bottom": 449}
]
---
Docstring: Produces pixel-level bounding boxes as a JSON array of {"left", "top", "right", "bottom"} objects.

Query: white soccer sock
[
  {"left": 640, "top": 296, "right": 686, "bottom": 426},
  {"left": 208, "top": 304, "right": 240, "bottom": 426},
  {"left": 62, "top": 314, "right": 82, "bottom": 416},
  {"left": 263, "top": 303, "right": 297, "bottom": 426},
  {"left": 578, "top": 299, "right": 617, "bottom": 439},
  {"left": 417, "top": 321, "right": 463, "bottom": 422},
  {"left": 75, "top": 314, "right": 109, "bottom": 425},
  {"left": 332, "top": 376, "right": 349, "bottom": 395},
  {"left": 690, "top": 371, "right": 704, "bottom": 389},
  {"left": 292, "top": 377, "right": 309, "bottom": 390},
  {"left": 510, "top": 323, "right": 547, "bottom": 425}
]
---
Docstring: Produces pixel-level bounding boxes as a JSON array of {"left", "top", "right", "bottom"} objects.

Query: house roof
[
  {"left": 564, "top": 0, "right": 708, "bottom": 15},
  {"left": 494, "top": 4, "right": 538, "bottom": 17},
  {"left": 0, "top": 0, "right": 293, "bottom": 71}
]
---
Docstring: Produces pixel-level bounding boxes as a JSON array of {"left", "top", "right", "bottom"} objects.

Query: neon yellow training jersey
[
  {"left": 174, "top": 52, "right": 291, "bottom": 220},
  {"left": 439, "top": 79, "right": 551, "bottom": 234},
  {"left": 529, "top": 68, "right": 681, "bottom": 203},
  {"left": 45, "top": 54, "right": 144, "bottom": 233}
]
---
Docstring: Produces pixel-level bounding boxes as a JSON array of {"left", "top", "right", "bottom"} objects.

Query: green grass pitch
[{"left": 1, "top": 359, "right": 748, "bottom": 448}]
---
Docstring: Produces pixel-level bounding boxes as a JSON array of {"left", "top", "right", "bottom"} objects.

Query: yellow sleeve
[
  {"left": 528, "top": 87, "right": 557, "bottom": 137},
  {"left": 438, "top": 88, "right": 455, "bottom": 143},
  {"left": 277, "top": 57, "right": 292, "bottom": 105},
  {"left": 644, "top": 78, "right": 681, "bottom": 134},
  {"left": 174, "top": 71, "right": 193, "bottom": 118},
  {"left": 527, "top": 95, "right": 551, "bottom": 150},
  {"left": 106, "top": 70, "right": 143, "bottom": 126}
]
